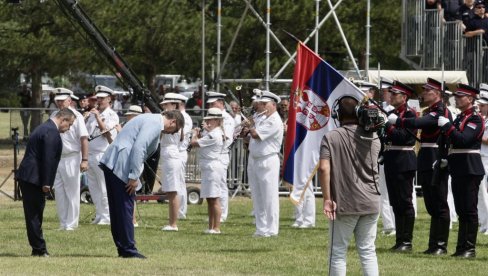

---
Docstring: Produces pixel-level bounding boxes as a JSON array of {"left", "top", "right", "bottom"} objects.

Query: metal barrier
[
  {"left": 464, "top": 35, "right": 485, "bottom": 87},
  {"left": 423, "top": 9, "right": 441, "bottom": 69},
  {"left": 402, "top": 0, "right": 424, "bottom": 57},
  {"left": 401, "top": 0, "right": 488, "bottom": 87},
  {"left": 444, "top": 21, "right": 465, "bottom": 71}
]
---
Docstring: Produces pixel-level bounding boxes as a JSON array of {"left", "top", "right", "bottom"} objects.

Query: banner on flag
[{"left": 282, "top": 41, "right": 364, "bottom": 205}]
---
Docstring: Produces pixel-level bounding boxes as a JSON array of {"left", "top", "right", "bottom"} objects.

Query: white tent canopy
[{"left": 366, "top": 70, "right": 469, "bottom": 85}]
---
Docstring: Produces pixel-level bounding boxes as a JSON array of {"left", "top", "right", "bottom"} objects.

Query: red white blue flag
[{"left": 283, "top": 42, "right": 363, "bottom": 205}]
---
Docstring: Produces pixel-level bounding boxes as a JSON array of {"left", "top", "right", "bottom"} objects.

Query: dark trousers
[
  {"left": 418, "top": 170, "right": 450, "bottom": 219},
  {"left": 141, "top": 147, "right": 160, "bottom": 194},
  {"left": 451, "top": 175, "right": 482, "bottom": 225},
  {"left": 385, "top": 170, "right": 416, "bottom": 217},
  {"left": 101, "top": 165, "right": 139, "bottom": 257},
  {"left": 19, "top": 181, "right": 47, "bottom": 254}
]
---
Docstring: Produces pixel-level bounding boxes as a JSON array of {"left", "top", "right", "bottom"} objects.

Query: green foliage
[{"left": 0, "top": 0, "right": 407, "bottom": 102}]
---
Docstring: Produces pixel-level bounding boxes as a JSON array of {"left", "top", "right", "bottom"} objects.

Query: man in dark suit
[{"left": 16, "top": 108, "right": 76, "bottom": 257}]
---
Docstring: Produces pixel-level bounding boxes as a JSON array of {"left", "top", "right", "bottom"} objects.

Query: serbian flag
[{"left": 283, "top": 41, "right": 363, "bottom": 205}]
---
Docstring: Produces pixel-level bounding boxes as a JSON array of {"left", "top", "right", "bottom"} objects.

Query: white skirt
[
  {"left": 200, "top": 159, "right": 225, "bottom": 198},
  {"left": 161, "top": 156, "right": 185, "bottom": 193}
]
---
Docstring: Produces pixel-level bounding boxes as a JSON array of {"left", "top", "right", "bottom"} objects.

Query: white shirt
[
  {"left": 178, "top": 111, "right": 193, "bottom": 152},
  {"left": 86, "top": 107, "right": 119, "bottom": 153},
  {"left": 234, "top": 114, "right": 243, "bottom": 126},
  {"left": 481, "top": 117, "right": 488, "bottom": 157},
  {"left": 198, "top": 127, "right": 224, "bottom": 160},
  {"left": 222, "top": 110, "right": 235, "bottom": 153},
  {"left": 51, "top": 107, "right": 88, "bottom": 155},
  {"left": 249, "top": 111, "right": 284, "bottom": 158}
]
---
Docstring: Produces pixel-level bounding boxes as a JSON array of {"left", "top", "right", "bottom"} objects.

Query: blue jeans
[{"left": 328, "top": 213, "right": 379, "bottom": 276}]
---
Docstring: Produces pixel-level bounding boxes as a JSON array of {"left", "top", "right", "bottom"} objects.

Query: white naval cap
[
  {"left": 206, "top": 91, "right": 226, "bottom": 103},
  {"left": 160, "top": 92, "right": 183, "bottom": 104},
  {"left": 54, "top": 87, "right": 75, "bottom": 101},
  {"left": 480, "top": 83, "right": 488, "bottom": 93},
  {"left": 124, "top": 105, "right": 144, "bottom": 116},
  {"left": 95, "top": 85, "right": 114, "bottom": 98},
  {"left": 253, "top": 88, "right": 281, "bottom": 103},
  {"left": 477, "top": 90, "right": 488, "bottom": 105},
  {"left": 380, "top": 77, "right": 394, "bottom": 89},
  {"left": 353, "top": 80, "right": 377, "bottom": 92},
  {"left": 203, "top": 107, "right": 224, "bottom": 120}
]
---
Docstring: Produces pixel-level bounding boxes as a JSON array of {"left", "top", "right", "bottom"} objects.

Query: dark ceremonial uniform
[
  {"left": 442, "top": 103, "right": 485, "bottom": 257},
  {"left": 398, "top": 99, "right": 452, "bottom": 254},
  {"left": 384, "top": 103, "right": 417, "bottom": 250}
]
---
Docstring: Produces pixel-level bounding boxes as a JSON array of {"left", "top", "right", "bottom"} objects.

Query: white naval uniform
[
  {"left": 178, "top": 111, "right": 193, "bottom": 219},
  {"left": 479, "top": 117, "right": 488, "bottom": 234},
  {"left": 198, "top": 127, "right": 225, "bottom": 198},
  {"left": 379, "top": 163, "right": 396, "bottom": 231},
  {"left": 293, "top": 182, "right": 316, "bottom": 227},
  {"left": 51, "top": 107, "right": 88, "bottom": 229},
  {"left": 85, "top": 107, "right": 119, "bottom": 224},
  {"left": 159, "top": 115, "right": 188, "bottom": 194},
  {"left": 220, "top": 110, "right": 235, "bottom": 221},
  {"left": 248, "top": 111, "right": 283, "bottom": 236}
]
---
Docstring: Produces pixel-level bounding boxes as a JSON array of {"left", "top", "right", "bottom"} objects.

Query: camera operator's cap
[
  {"left": 206, "top": 91, "right": 226, "bottom": 103},
  {"left": 203, "top": 107, "right": 224, "bottom": 120},
  {"left": 422, "top": 78, "right": 445, "bottom": 91},
  {"left": 353, "top": 80, "right": 376, "bottom": 92},
  {"left": 124, "top": 105, "right": 143, "bottom": 116},
  {"left": 78, "top": 94, "right": 88, "bottom": 101},
  {"left": 95, "top": 85, "right": 114, "bottom": 98},
  {"left": 455, "top": 83, "right": 479, "bottom": 97},
  {"left": 380, "top": 77, "right": 394, "bottom": 89},
  {"left": 54, "top": 87, "right": 74, "bottom": 101},
  {"left": 476, "top": 91, "right": 488, "bottom": 105},
  {"left": 389, "top": 81, "right": 416, "bottom": 97},
  {"left": 160, "top": 92, "right": 181, "bottom": 104}
]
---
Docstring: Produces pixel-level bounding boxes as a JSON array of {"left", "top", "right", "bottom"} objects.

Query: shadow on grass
[
  {"left": 0, "top": 252, "right": 112, "bottom": 258},
  {"left": 211, "top": 248, "right": 273, "bottom": 253}
]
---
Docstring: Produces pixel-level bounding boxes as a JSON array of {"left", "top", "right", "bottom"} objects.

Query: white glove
[
  {"left": 387, "top": 113, "right": 398, "bottom": 125},
  {"left": 440, "top": 159, "right": 448, "bottom": 168},
  {"left": 438, "top": 116, "right": 449, "bottom": 127}
]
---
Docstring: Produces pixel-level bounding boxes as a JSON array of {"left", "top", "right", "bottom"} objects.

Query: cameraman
[{"left": 319, "top": 96, "right": 381, "bottom": 276}]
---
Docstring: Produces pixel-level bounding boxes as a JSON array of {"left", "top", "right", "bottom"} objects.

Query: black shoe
[
  {"left": 120, "top": 252, "right": 146, "bottom": 259},
  {"left": 452, "top": 249, "right": 475, "bottom": 258},
  {"left": 393, "top": 242, "right": 412, "bottom": 252},
  {"left": 32, "top": 252, "right": 50, "bottom": 257},
  {"left": 423, "top": 248, "right": 435, "bottom": 254},
  {"left": 389, "top": 243, "right": 400, "bottom": 251},
  {"left": 426, "top": 247, "right": 447, "bottom": 256}
]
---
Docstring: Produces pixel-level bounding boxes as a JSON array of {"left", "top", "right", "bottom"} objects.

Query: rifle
[{"left": 431, "top": 85, "right": 449, "bottom": 187}]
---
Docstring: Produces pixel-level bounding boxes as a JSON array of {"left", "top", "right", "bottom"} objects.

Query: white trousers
[
  {"left": 378, "top": 164, "right": 395, "bottom": 230},
  {"left": 328, "top": 213, "right": 379, "bottom": 276},
  {"left": 54, "top": 153, "right": 81, "bottom": 229},
  {"left": 178, "top": 151, "right": 188, "bottom": 219},
  {"left": 220, "top": 153, "right": 230, "bottom": 221},
  {"left": 478, "top": 156, "right": 488, "bottom": 232},
  {"left": 87, "top": 152, "right": 110, "bottom": 223},
  {"left": 248, "top": 154, "right": 280, "bottom": 236},
  {"left": 294, "top": 184, "right": 316, "bottom": 226}
]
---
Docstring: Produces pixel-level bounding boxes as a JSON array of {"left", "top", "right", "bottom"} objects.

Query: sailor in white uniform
[
  {"left": 476, "top": 85, "right": 488, "bottom": 235},
  {"left": 243, "top": 90, "right": 283, "bottom": 237},
  {"left": 190, "top": 108, "right": 226, "bottom": 234},
  {"left": 85, "top": 85, "right": 119, "bottom": 225},
  {"left": 206, "top": 91, "right": 235, "bottom": 222},
  {"left": 51, "top": 88, "right": 89, "bottom": 230}
]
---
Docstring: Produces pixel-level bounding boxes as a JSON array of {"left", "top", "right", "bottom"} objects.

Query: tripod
[{"left": 0, "top": 128, "right": 20, "bottom": 200}]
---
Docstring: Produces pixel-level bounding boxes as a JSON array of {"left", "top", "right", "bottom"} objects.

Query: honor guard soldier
[
  {"left": 383, "top": 81, "right": 418, "bottom": 252},
  {"left": 388, "top": 78, "right": 452, "bottom": 255},
  {"left": 206, "top": 91, "right": 235, "bottom": 222},
  {"left": 438, "top": 84, "right": 485, "bottom": 258}
]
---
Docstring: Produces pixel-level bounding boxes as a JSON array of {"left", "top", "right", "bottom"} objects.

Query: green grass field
[{"left": 0, "top": 197, "right": 488, "bottom": 275}]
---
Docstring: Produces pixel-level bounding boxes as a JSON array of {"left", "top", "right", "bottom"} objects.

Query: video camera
[{"left": 356, "top": 104, "right": 385, "bottom": 133}]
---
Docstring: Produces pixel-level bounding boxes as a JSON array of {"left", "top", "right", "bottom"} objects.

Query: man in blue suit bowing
[
  {"left": 100, "top": 110, "right": 184, "bottom": 259},
  {"left": 16, "top": 108, "right": 76, "bottom": 257}
]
